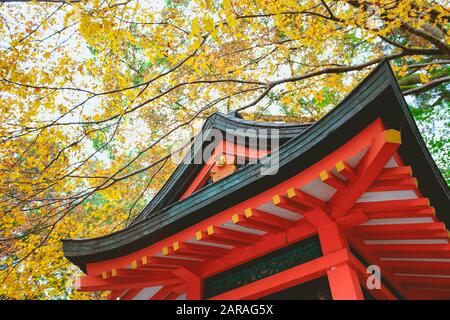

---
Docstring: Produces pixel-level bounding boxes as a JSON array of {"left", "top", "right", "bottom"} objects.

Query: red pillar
[
  {"left": 186, "top": 276, "right": 202, "bottom": 300},
  {"left": 327, "top": 263, "right": 364, "bottom": 300},
  {"left": 172, "top": 267, "right": 202, "bottom": 300},
  {"left": 317, "top": 222, "right": 364, "bottom": 300}
]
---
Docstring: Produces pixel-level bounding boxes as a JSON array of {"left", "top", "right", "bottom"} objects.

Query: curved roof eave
[
  {"left": 131, "top": 110, "right": 312, "bottom": 224},
  {"left": 62, "top": 60, "right": 450, "bottom": 272}
]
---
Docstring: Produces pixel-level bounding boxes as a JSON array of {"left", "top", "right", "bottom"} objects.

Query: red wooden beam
[
  {"left": 77, "top": 274, "right": 182, "bottom": 292},
  {"left": 209, "top": 249, "right": 351, "bottom": 300},
  {"left": 180, "top": 161, "right": 215, "bottom": 200},
  {"left": 368, "top": 177, "right": 418, "bottom": 192},
  {"left": 382, "top": 260, "right": 450, "bottom": 275},
  {"left": 403, "top": 288, "right": 450, "bottom": 300},
  {"left": 375, "top": 166, "right": 412, "bottom": 181},
  {"left": 363, "top": 207, "right": 436, "bottom": 220},
  {"left": 353, "top": 198, "right": 430, "bottom": 212},
  {"left": 286, "top": 187, "right": 328, "bottom": 211},
  {"left": 140, "top": 256, "right": 201, "bottom": 273},
  {"left": 110, "top": 268, "right": 174, "bottom": 279},
  {"left": 272, "top": 194, "right": 310, "bottom": 213},
  {"left": 173, "top": 241, "right": 231, "bottom": 258},
  {"left": 347, "top": 235, "right": 412, "bottom": 299},
  {"left": 208, "top": 225, "right": 262, "bottom": 243},
  {"left": 330, "top": 129, "right": 401, "bottom": 219},
  {"left": 335, "top": 160, "right": 357, "bottom": 182},
  {"left": 200, "top": 221, "right": 316, "bottom": 277},
  {"left": 336, "top": 210, "right": 368, "bottom": 229},
  {"left": 352, "top": 222, "right": 447, "bottom": 238},
  {"left": 245, "top": 207, "right": 294, "bottom": 229},
  {"left": 313, "top": 212, "right": 363, "bottom": 300},
  {"left": 180, "top": 139, "right": 270, "bottom": 200},
  {"left": 195, "top": 226, "right": 261, "bottom": 247},
  {"left": 327, "top": 263, "right": 364, "bottom": 300},
  {"left": 369, "top": 243, "right": 450, "bottom": 256},
  {"left": 120, "top": 288, "right": 142, "bottom": 300},
  {"left": 195, "top": 231, "right": 251, "bottom": 247},
  {"left": 302, "top": 208, "right": 334, "bottom": 230},
  {"left": 162, "top": 244, "right": 221, "bottom": 260},
  {"left": 395, "top": 275, "right": 450, "bottom": 289},
  {"left": 320, "top": 170, "right": 346, "bottom": 191},
  {"left": 356, "top": 231, "right": 449, "bottom": 241},
  {"left": 232, "top": 213, "right": 284, "bottom": 233}
]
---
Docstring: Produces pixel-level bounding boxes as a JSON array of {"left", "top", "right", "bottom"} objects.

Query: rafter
[
  {"left": 286, "top": 187, "right": 328, "bottom": 211},
  {"left": 353, "top": 198, "right": 431, "bottom": 212},
  {"left": 335, "top": 160, "right": 357, "bottom": 182},
  {"left": 330, "top": 129, "right": 402, "bottom": 219},
  {"left": 245, "top": 207, "right": 295, "bottom": 229},
  {"left": 320, "top": 169, "right": 346, "bottom": 191},
  {"left": 375, "top": 166, "right": 412, "bottom": 181},
  {"left": 77, "top": 274, "right": 182, "bottom": 292},
  {"left": 232, "top": 213, "right": 284, "bottom": 233}
]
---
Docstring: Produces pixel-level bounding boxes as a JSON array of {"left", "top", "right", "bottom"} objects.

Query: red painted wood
[
  {"left": 112, "top": 269, "right": 173, "bottom": 278},
  {"left": 336, "top": 160, "right": 357, "bottom": 182},
  {"left": 352, "top": 198, "right": 431, "bottom": 212},
  {"left": 175, "top": 242, "right": 231, "bottom": 257},
  {"left": 369, "top": 244, "right": 450, "bottom": 256},
  {"left": 327, "top": 263, "right": 364, "bottom": 300},
  {"left": 232, "top": 213, "right": 285, "bottom": 233},
  {"left": 347, "top": 235, "right": 412, "bottom": 299},
  {"left": 303, "top": 208, "right": 334, "bottom": 230},
  {"left": 209, "top": 249, "right": 351, "bottom": 300},
  {"left": 336, "top": 210, "right": 368, "bottom": 229},
  {"left": 287, "top": 188, "right": 328, "bottom": 211},
  {"left": 330, "top": 129, "right": 401, "bottom": 219},
  {"left": 375, "top": 166, "right": 412, "bottom": 181},
  {"left": 200, "top": 221, "right": 316, "bottom": 277},
  {"left": 171, "top": 267, "right": 202, "bottom": 299},
  {"left": 205, "top": 225, "right": 262, "bottom": 244},
  {"left": 180, "top": 140, "right": 270, "bottom": 200},
  {"left": 321, "top": 170, "right": 346, "bottom": 191},
  {"left": 120, "top": 288, "right": 142, "bottom": 300},
  {"left": 349, "top": 254, "right": 397, "bottom": 300},
  {"left": 245, "top": 208, "right": 295, "bottom": 229},
  {"left": 180, "top": 161, "right": 215, "bottom": 200},
  {"left": 77, "top": 275, "right": 182, "bottom": 292},
  {"left": 368, "top": 177, "right": 418, "bottom": 192},
  {"left": 311, "top": 210, "right": 364, "bottom": 300},
  {"left": 196, "top": 231, "right": 256, "bottom": 247},
  {"left": 382, "top": 261, "right": 450, "bottom": 275},
  {"left": 405, "top": 289, "right": 450, "bottom": 300},
  {"left": 396, "top": 275, "right": 450, "bottom": 289},
  {"left": 352, "top": 222, "right": 447, "bottom": 237},
  {"left": 354, "top": 231, "right": 449, "bottom": 241},
  {"left": 186, "top": 279, "right": 202, "bottom": 300},
  {"left": 362, "top": 208, "right": 436, "bottom": 220}
]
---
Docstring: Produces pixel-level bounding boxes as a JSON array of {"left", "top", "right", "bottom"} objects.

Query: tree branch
[{"left": 403, "top": 76, "right": 450, "bottom": 95}]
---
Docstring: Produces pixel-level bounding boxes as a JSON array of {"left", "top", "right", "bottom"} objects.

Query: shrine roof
[{"left": 62, "top": 61, "right": 450, "bottom": 272}]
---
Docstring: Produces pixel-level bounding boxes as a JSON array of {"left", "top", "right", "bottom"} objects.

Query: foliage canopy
[{"left": 0, "top": 0, "right": 448, "bottom": 299}]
